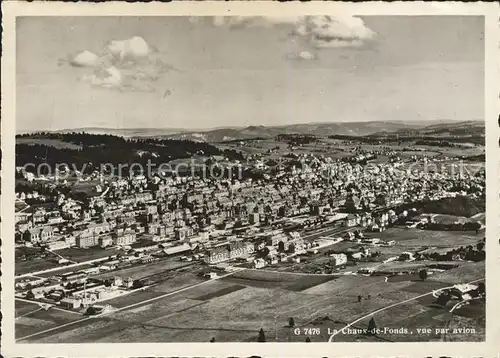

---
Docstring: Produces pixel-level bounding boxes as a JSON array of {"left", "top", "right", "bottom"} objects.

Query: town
[{"left": 14, "top": 129, "right": 486, "bottom": 343}]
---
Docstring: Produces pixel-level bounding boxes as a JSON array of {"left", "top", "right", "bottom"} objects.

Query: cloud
[
  {"left": 208, "top": 15, "right": 376, "bottom": 58},
  {"left": 65, "top": 36, "right": 179, "bottom": 93},
  {"left": 69, "top": 50, "right": 101, "bottom": 68},
  {"left": 105, "top": 36, "right": 151, "bottom": 60},
  {"left": 293, "top": 16, "right": 376, "bottom": 48},
  {"left": 286, "top": 50, "right": 318, "bottom": 61},
  {"left": 81, "top": 66, "right": 122, "bottom": 87}
]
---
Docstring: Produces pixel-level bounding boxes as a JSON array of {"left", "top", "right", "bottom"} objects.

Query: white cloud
[
  {"left": 210, "top": 15, "right": 376, "bottom": 50},
  {"left": 287, "top": 50, "right": 318, "bottom": 61},
  {"left": 66, "top": 36, "right": 178, "bottom": 93},
  {"left": 82, "top": 66, "right": 123, "bottom": 88},
  {"left": 294, "top": 16, "right": 376, "bottom": 48},
  {"left": 105, "top": 36, "right": 151, "bottom": 60},
  {"left": 69, "top": 50, "right": 101, "bottom": 68}
]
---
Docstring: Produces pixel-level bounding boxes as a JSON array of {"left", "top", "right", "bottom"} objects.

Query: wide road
[
  {"left": 327, "top": 277, "right": 484, "bottom": 342},
  {"left": 16, "top": 267, "right": 247, "bottom": 342}
]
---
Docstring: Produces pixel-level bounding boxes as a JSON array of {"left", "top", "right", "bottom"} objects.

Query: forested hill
[{"left": 16, "top": 132, "right": 244, "bottom": 174}]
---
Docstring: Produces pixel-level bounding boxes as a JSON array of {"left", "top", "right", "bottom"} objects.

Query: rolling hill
[
  {"left": 163, "top": 120, "right": 484, "bottom": 142},
  {"left": 22, "top": 120, "right": 484, "bottom": 143}
]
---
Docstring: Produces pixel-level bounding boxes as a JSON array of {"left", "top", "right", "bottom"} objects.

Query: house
[
  {"left": 249, "top": 213, "right": 260, "bottom": 225},
  {"left": 253, "top": 258, "right": 266, "bottom": 269},
  {"left": 330, "top": 253, "right": 347, "bottom": 268},
  {"left": 157, "top": 244, "right": 188, "bottom": 257},
  {"left": 205, "top": 240, "right": 249, "bottom": 264},
  {"left": 343, "top": 214, "right": 358, "bottom": 227},
  {"left": 16, "top": 219, "right": 33, "bottom": 232},
  {"left": 46, "top": 240, "right": 70, "bottom": 251},
  {"left": 175, "top": 227, "right": 194, "bottom": 241},
  {"left": 268, "top": 256, "right": 278, "bottom": 265},
  {"left": 24, "top": 226, "right": 54, "bottom": 243},
  {"left": 59, "top": 297, "right": 83, "bottom": 309},
  {"left": 62, "top": 235, "right": 75, "bottom": 247},
  {"left": 204, "top": 272, "right": 218, "bottom": 279},
  {"left": 135, "top": 192, "right": 153, "bottom": 204},
  {"left": 86, "top": 222, "right": 111, "bottom": 236},
  {"left": 113, "top": 231, "right": 136, "bottom": 246},
  {"left": 98, "top": 236, "right": 113, "bottom": 248},
  {"left": 344, "top": 231, "right": 356, "bottom": 241},
  {"left": 76, "top": 235, "right": 98, "bottom": 248},
  {"left": 312, "top": 204, "right": 330, "bottom": 215},
  {"left": 361, "top": 237, "right": 381, "bottom": 245},
  {"left": 398, "top": 252, "right": 415, "bottom": 261},
  {"left": 123, "top": 277, "right": 134, "bottom": 288},
  {"left": 32, "top": 209, "right": 47, "bottom": 224},
  {"left": 351, "top": 252, "right": 363, "bottom": 259}
]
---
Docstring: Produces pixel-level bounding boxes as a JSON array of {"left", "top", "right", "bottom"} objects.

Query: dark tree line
[
  {"left": 16, "top": 132, "right": 245, "bottom": 174},
  {"left": 395, "top": 195, "right": 485, "bottom": 218},
  {"left": 327, "top": 134, "right": 484, "bottom": 146},
  {"left": 275, "top": 133, "right": 318, "bottom": 145}
]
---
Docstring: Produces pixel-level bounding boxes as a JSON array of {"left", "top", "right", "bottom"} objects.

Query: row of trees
[
  {"left": 418, "top": 242, "right": 486, "bottom": 263},
  {"left": 16, "top": 133, "right": 246, "bottom": 175}
]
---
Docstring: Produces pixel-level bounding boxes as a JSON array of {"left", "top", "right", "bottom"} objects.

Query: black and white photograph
[{"left": 1, "top": 2, "right": 499, "bottom": 357}]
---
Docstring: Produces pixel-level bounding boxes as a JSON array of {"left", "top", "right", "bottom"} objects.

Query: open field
[
  {"left": 16, "top": 257, "right": 62, "bottom": 276},
  {"left": 428, "top": 261, "right": 485, "bottom": 284},
  {"left": 15, "top": 246, "right": 118, "bottom": 276},
  {"left": 37, "top": 264, "right": 97, "bottom": 278},
  {"left": 342, "top": 295, "right": 485, "bottom": 342},
  {"left": 15, "top": 299, "right": 41, "bottom": 317},
  {"left": 364, "top": 227, "right": 482, "bottom": 249},
  {"left": 17, "top": 261, "right": 484, "bottom": 343},
  {"left": 56, "top": 247, "right": 121, "bottom": 263},
  {"left": 271, "top": 225, "right": 482, "bottom": 275},
  {"left": 93, "top": 257, "right": 197, "bottom": 282},
  {"left": 223, "top": 269, "right": 337, "bottom": 291},
  {"left": 16, "top": 305, "right": 83, "bottom": 340},
  {"left": 219, "top": 137, "right": 484, "bottom": 168}
]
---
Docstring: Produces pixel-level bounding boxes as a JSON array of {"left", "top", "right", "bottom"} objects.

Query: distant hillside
[
  {"left": 48, "top": 127, "right": 189, "bottom": 138},
  {"left": 372, "top": 120, "right": 485, "bottom": 137},
  {"left": 36, "top": 126, "right": 242, "bottom": 138},
  {"left": 26, "top": 120, "right": 484, "bottom": 143},
  {"left": 165, "top": 120, "right": 484, "bottom": 142}
]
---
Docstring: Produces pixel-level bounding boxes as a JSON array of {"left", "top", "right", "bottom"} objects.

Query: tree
[
  {"left": 477, "top": 282, "right": 485, "bottom": 295},
  {"left": 26, "top": 290, "right": 35, "bottom": 300},
  {"left": 305, "top": 337, "right": 311, "bottom": 342},
  {"left": 132, "top": 280, "right": 143, "bottom": 289},
  {"left": 85, "top": 306, "right": 97, "bottom": 315},
  {"left": 258, "top": 328, "right": 266, "bottom": 342},
  {"left": 288, "top": 317, "right": 295, "bottom": 328},
  {"left": 418, "top": 269, "right": 428, "bottom": 281},
  {"left": 367, "top": 318, "right": 377, "bottom": 335},
  {"left": 436, "top": 292, "right": 451, "bottom": 307}
]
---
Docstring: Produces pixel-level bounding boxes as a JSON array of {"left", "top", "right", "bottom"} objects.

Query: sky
[{"left": 16, "top": 16, "right": 484, "bottom": 132}]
